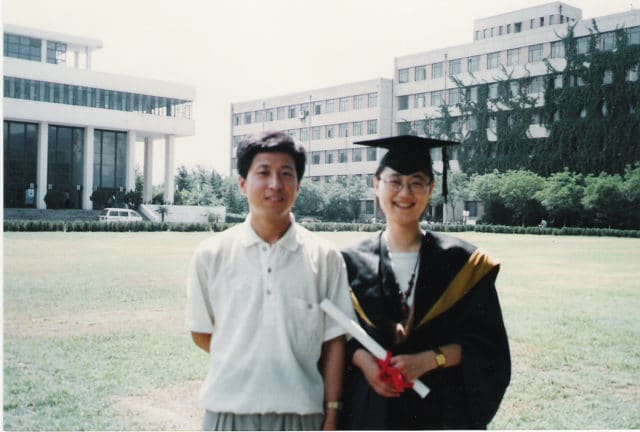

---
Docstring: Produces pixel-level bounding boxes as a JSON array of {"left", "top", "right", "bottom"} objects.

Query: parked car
[
  {"left": 299, "top": 216, "right": 321, "bottom": 223},
  {"left": 99, "top": 208, "right": 143, "bottom": 223}
]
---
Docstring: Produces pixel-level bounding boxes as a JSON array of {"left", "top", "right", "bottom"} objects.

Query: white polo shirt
[{"left": 185, "top": 215, "right": 355, "bottom": 415}]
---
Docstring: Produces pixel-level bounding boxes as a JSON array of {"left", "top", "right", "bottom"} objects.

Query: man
[{"left": 185, "top": 131, "right": 354, "bottom": 430}]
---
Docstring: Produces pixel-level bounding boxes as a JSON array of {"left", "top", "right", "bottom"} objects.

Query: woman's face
[{"left": 374, "top": 167, "right": 435, "bottom": 225}]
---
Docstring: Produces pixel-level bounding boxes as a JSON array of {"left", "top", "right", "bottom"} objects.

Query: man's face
[{"left": 238, "top": 152, "right": 300, "bottom": 222}]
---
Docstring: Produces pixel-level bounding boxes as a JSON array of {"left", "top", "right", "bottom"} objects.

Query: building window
[
  {"left": 353, "top": 121, "right": 364, "bottom": 136},
  {"left": 314, "top": 102, "right": 322, "bottom": 115},
  {"left": 367, "top": 120, "right": 377, "bottom": 135},
  {"left": 576, "top": 37, "right": 589, "bottom": 54},
  {"left": 339, "top": 149, "right": 348, "bottom": 163},
  {"left": 326, "top": 125, "right": 336, "bottom": 139},
  {"left": 432, "top": 62, "right": 443, "bottom": 79},
  {"left": 234, "top": 114, "right": 241, "bottom": 125},
  {"left": 489, "top": 115, "right": 497, "bottom": 130},
  {"left": 398, "top": 95, "right": 409, "bottom": 110},
  {"left": 312, "top": 127, "right": 321, "bottom": 140},
  {"left": 603, "top": 69, "right": 614, "bottom": 84},
  {"left": 255, "top": 110, "right": 264, "bottom": 123},
  {"left": 398, "top": 68, "right": 409, "bottom": 83},
  {"left": 629, "top": 27, "right": 640, "bottom": 45},
  {"left": 3, "top": 121, "right": 38, "bottom": 207},
  {"left": 244, "top": 113, "right": 252, "bottom": 124},
  {"left": 487, "top": 52, "right": 500, "bottom": 69},
  {"left": 326, "top": 151, "right": 335, "bottom": 164},
  {"left": 277, "top": 107, "right": 285, "bottom": 120},
  {"left": 312, "top": 152, "right": 321, "bottom": 165},
  {"left": 507, "top": 48, "right": 520, "bottom": 66},
  {"left": 475, "top": 30, "right": 480, "bottom": 41},
  {"left": 352, "top": 148, "right": 363, "bottom": 162},
  {"left": 627, "top": 64, "right": 639, "bottom": 82},
  {"left": 4, "top": 33, "right": 42, "bottom": 62},
  {"left": 468, "top": 86, "right": 478, "bottom": 103},
  {"left": 431, "top": 90, "right": 445, "bottom": 106},
  {"left": 368, "top": 92, "right": 378, "bottom": 108},
  {"left": 467, "top": 55, "right": 481, "bottom": 73},
  {"left": 46, "top": 40, "right": 67, "bottom": 64},
  {"left": 550, "top": 41, "right": 565, "bottom": 58},
  {"left": 489, "top": 83, "right": 498, "bottom": 99},
  {"left": 397, "top": 121, "right": 412, "bottom": 135},
  {"left": 449, "top": 59, "right": 462, "bottom": 75},
  {"left": 415, "top": 65, "right": 427, "bottom": 81},
  {"left": 507, "top": 24, "right": 512, "bottom": 34},
  {"left": 529, "top": 44, "right": 543, "bottom": 63},
  {"left": 415, "top": 93, "right": 426, "bottom": 108},
  {"left": 339, "top": 97, "right": 349, "bottom": 112},
  {"left": 339, "top": 123, "right": 349, "bottom": 137},
  {"left": 448, "top": 88, "right": 461, "bottom": 105},
  {"left": 367, "top": 148, "right": 377, "bottom": 162},
  {"left": 529, "top": 76, "right": 544, "bottom": 94},
  {"left": 288, "top": 105, "right": 297, "bottom": 118},
  {"left": 554, "top": 74, "right": 563, "bottom": 89},
  {"left": 326, "top": 99, "right": 336, "bottom": 113},
  {"left": 354, "top": 94, "right": 364, "bottom": 109},
  {"left": 602, "top": 32, "right": 616, "bottom": 51},
  {"left": 93, "top": 129, "right": 126, "bottom": 191},
  {"left": 514, "top": 22, "right": 522, "bottom": 33}
]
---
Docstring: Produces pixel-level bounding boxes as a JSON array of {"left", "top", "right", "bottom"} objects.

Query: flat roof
[{"left": 3, "top": 23, "right": 103, "bottom": 50}]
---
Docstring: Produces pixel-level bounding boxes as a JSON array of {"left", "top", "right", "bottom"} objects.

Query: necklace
[{"left": 399, "top": 251, "right": 421, "bottom": 315}]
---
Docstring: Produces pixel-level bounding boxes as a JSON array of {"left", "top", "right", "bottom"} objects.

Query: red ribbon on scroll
[{"left": 376, "top": 351, "right": 414, "bottom": 393}]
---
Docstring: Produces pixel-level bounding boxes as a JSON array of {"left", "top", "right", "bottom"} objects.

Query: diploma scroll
[{"left": 320, "top": 299, "right": 430, "bottom": 398}]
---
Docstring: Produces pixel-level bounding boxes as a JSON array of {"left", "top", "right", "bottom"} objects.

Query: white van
[{"left": 99, "top": 208, "right": 143, "bottom": 223}]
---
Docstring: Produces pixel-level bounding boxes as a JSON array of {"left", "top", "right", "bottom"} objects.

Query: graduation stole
[{"left": 350, "top": 248, "right": 499, "bottom": 329}]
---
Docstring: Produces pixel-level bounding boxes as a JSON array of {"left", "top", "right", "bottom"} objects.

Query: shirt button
[
  {"left": 266, "top": 289, "right": 271, "bottom": 295},
  {"left": 262, "top": 246, "right": 268, "bottom": 252},
  {"left": 307, "top": 303, "right": 313, "bottom": 309},
  {"left": 267, "top": 267, "right": 272, "bottom": 273}
]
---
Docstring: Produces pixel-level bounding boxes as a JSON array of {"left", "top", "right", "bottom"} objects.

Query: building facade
[
  {"left": 3, "top": 24, "right": 195, "bottom": 209},
  {"left": 231, "top": 2, "right": 639, "bottom": 222},
  {"left": 231, "top": 78, "right": 393, "bottom": 219}
]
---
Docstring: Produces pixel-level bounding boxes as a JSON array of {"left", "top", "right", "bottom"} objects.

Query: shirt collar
[{"left": 240, "top": 213, "right": 301, "bottom": 252}]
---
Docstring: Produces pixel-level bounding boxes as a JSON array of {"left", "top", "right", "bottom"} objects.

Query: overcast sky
[{"left": 4, "top": 0, "right": 636, "bottom": 180}]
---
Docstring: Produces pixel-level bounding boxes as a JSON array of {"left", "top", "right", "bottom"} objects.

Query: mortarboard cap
[{"left": 353, "top": 135, "right": 460, "bottom": 202}]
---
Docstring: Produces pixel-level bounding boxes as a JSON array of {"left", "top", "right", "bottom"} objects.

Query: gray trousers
[{"left": 203, "top": 411, "right": 324, "bottom": 431}]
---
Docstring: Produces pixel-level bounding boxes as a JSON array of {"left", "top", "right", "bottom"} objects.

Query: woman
[{"left": 340, "top": 136, "right": 510, "bottom": 429}]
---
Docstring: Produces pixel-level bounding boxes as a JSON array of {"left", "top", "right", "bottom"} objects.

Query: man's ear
[{"left": 238, "top": 176, "right": 247, "bottom": 196}]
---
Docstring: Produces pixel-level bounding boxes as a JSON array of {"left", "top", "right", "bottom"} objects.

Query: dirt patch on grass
[
  {"left": 4, "top": 308, "right": 185, "bottom": 338},
  {"left": 115, "top": 380, "right": 203, "bottom": 430}
]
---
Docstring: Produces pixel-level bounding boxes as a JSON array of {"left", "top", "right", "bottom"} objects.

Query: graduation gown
[{"left": 340, "top": 231, "right": 511, "bottom": 430}]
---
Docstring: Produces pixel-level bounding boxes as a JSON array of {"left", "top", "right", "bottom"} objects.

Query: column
[
  {"left": 143, "top": 138, "right": 154, "bottom": 203},
  {"left": 40, "top": 40, "right": 47, "bottom": 63},
  {"left": 125, "top": 131, "right": 137, "bottom": 192},
  {"left": 74, "top": 50, "right": 80, "bottom": 68},
  {"left": 36, "top": 122, "right": 48, "bottom": 209},
  {"left": 85, "top": 47, "right": 92, "bottom": 70},
  {"left": 163, "top": 135, "right": 175, "bottom": 204},
  {"left": 82, "top": 127, "right": 94, "bottom": 210}
]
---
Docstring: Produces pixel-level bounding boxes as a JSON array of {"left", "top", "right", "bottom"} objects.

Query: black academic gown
[{"left": 340, "top": 231, "right": 511, "bottom": 430}]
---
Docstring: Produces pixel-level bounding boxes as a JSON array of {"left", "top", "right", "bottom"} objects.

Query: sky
[{"left": 3, "top": 0, "right": 636, "bottom": 181}]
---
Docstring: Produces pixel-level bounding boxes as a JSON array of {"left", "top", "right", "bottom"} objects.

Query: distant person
[
  {"left": 538, "top": 219, "right": 548, "bottom": 229},
  {"left": 339, "top": 135, "right": 511, "bottom": 429},
  {"left": 185, "top": 131, "right": 355, "bottom": 430}
]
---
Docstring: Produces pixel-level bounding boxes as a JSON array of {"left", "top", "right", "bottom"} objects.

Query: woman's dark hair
[{"left": 236, "top": 131, "right": 306, "bottom": 180}]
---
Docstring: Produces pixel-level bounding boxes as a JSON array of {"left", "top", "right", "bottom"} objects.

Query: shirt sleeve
[
  {"left": 322, "top": 248, "right": 357, "bottom": 342},
  {"left": 184, "top": 243, "right": 216, "bottom": 333}
]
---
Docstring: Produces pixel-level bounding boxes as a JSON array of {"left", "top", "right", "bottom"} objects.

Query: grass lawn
[{"left": 3, "top": 231, "right": 640, "bottom": 429}]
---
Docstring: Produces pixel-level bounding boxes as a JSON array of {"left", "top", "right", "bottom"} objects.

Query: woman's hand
[
  {"left": 390, "top": 351, "right": 433, "bottom": 382},
  {"left": 353, "top": 349, "right": 402, "bottom": 398}
]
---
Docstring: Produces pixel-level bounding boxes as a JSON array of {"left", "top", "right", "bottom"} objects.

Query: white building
[
  {"left": 3, "top": 24, "right": 195, "bottom": 209},
  {"left": 231, "top": 2, "right": 639, "bottom": 222},
  {"left": 231, "top": 78, "right": 393, "bottom": 219}
]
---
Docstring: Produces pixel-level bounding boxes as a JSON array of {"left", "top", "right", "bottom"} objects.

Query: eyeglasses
[{"left": 379, "top": 177, "right": 431, "bottom": 194}]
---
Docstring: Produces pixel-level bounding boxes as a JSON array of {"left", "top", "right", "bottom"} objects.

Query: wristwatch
[
  {"left": 326, "top": 401, "right": 342, "bottom": 410},
  {"left": 434, "top": 347, "right": 446, "bottom": 368}
]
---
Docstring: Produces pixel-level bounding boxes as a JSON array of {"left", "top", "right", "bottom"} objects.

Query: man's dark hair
[{"left": 236, "top": 130, "right": 306, "bottom": 180}]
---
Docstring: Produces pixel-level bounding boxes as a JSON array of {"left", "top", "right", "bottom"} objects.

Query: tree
[
  {"left": 535, "top": 168, "right": 584, "bottom": 227},
  {"left": 499, "top": 170, "right": 545, "bottom": 226},
  {"left": 470, "top": 171, "right": 509, "bottom": 225},
  {"left": 582, "top": 172, "right": 628, "bottom": 228},
  {"left": 293, "top": 181, "right": 326, "bottom": 218}
]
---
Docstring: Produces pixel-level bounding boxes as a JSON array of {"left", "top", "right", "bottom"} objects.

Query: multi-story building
[
  {"left": 231, "top": 1, "right": 640, "bottom": 222},
  {"left": 3, "top": 24, "right": 195, "bottom": 209},
  {"left": 231, "top": 78, "right": 393, "bottom": 219}
]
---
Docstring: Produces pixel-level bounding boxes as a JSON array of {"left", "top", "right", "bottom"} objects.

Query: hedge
[{"left": 3, "top": 220, "right": 639, "bottom": 237}]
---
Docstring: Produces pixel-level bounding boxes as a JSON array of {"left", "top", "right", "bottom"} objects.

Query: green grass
[{"left": 3, "top": 231, "right": 640, "bottom": 429}]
